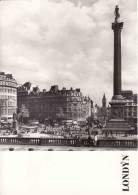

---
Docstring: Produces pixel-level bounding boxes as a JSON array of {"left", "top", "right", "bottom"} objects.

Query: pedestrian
[{"left": 94, "top": 134, "right": 98, "bottom": 147}]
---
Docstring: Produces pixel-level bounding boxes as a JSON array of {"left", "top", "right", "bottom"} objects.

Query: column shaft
[{"left": 114, "top": 30, "right": 121, "bottom": 96}]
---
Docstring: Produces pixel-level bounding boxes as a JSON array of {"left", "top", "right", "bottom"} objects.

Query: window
[{"left": 128, "top": 112, "right": 131, "bottom": 117}]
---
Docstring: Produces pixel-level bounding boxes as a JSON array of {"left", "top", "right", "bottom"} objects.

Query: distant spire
[
  {"left": 102, "top": 93, "right": 106, "bottom": 108},
  {"left": 103, "top": 93, "right": 106, "bottom": 100}
]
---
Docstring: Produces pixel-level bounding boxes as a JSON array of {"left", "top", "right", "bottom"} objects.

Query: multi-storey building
[
  {"left": 121, "top": 90, "right": 137, "bottom": 126},
  {"left": 0, "top": 72, "right": 17, "bottom": 122},
  {"left": 17, "top": 82, "right": 92, "bottom": 124}
]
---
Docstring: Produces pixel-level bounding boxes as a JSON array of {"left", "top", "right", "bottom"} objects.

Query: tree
[
  {"left": 0, "top": 100, "right": 2, "bottom": 119},
  {"left": 96, "top": 106, "right": 110, "bottom": 125},
  {"left": 18, "top": 104, "right": 29, "bottom": 125},
  {"left": 0, "top": 99, "right": 5, "bottom": 119},
  {"left": 56, "top": 108, "right": 66, "bottom": 125}
]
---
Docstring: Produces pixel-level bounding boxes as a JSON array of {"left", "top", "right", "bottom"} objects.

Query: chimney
[
  {"left": 76, "top": 88, "right": 80, "bottom": 92},
  {"left": 50, "top": 85, "right": 59, "bottom": 93}
]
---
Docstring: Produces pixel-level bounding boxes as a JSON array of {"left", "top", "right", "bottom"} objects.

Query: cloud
[{"left": 0, "top": 0, "right": 137, "bottom": 105}]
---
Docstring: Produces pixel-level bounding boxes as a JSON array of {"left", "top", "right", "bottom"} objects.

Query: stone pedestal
[
  {"left": 103, "top": 95, "right": 133, "bottom": 133},
  {"left": 110, "top": 95, "right": 126, "bottom": 119}
]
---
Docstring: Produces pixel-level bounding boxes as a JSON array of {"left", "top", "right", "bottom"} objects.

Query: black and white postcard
[{"left": 0, "top": 0, "right": 137, "bottom": 194}]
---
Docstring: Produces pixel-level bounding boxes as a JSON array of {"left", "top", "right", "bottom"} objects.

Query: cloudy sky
[{"left": 0, "top": 0, "right": 137, "bottom": 105}]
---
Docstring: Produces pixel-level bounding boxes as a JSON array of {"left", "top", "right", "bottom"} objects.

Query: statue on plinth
[
  {"left": 114, "top": 5, "right": 120, "bottom": 23},
  {"left": 13, "top": 112, "right": 17, "bottom": 121},
  {"left": 12, "top": 112, "right": 18, "bottom": 131}
]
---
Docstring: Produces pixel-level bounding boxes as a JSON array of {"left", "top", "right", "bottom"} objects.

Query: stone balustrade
[{"left": 0, "top": 137, "right": 137, "bottom": 148}]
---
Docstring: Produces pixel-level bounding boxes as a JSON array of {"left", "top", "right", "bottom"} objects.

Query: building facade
[
  {"left": 17, "top": 83, "right": 92, "bottom": 124},
  {"left": 121, "top": 90, "right": 137, "bottom": 126},
  {"left": 0, "top": 72, "right": 17, "bottom": 122}
]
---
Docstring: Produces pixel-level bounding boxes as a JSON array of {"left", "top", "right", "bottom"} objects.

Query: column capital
[{"left": 112, "top": 22, "right": 123, "bottom": 31}]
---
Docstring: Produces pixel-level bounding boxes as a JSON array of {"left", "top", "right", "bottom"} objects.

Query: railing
[
  {"left": 98, "top": 139, "right": 137, "bottom": 148},
  {"left": 0, "top": 137, "right": 137, "bottom": 148},
  {"left": 0, "top": 137, "right": 93, "bottom": 147}
]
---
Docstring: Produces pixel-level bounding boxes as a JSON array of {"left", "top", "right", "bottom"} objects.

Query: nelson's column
[{"left": 103, "top": 6, "right": 133, "bottom": 133}]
